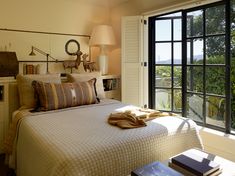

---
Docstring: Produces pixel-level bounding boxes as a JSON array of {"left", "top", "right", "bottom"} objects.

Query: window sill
[
  {"left": 198, "top": 126, "right": 235, "bottom": 162},
  {"left": 198, "top": 126, "right": 235, "bottom": 140}
]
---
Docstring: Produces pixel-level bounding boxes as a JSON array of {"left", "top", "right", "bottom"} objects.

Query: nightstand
[
  {"left": 101, "top": 75, "right": 121, "bottom": 101},
  {"left": 0, "top": 77, "right": 18, "bottom": 154}
]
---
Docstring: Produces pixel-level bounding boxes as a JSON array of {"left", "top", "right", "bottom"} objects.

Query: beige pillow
[
  {"left": 16, "top": 74, "right": 61, "bottom": 109},
  {"left": 67, "top": 72, "right": 105, "bottom": 99}
]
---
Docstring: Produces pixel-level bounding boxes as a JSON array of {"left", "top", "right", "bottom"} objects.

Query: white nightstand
[
  {"left": 0, "top": 77, "right": 18, "bottom": 154},
  {"left": 101, "top": 75, "right": 121, "bottom": 101}
]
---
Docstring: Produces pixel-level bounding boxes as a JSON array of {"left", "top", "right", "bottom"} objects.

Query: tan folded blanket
[
  {"left": 108, "top": 108, "right": 177, "bottom": 129},
  {"left": 4, "top": 109, "right": 31, "bottom": 154}
]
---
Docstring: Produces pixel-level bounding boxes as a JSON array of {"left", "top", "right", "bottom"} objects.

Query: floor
[{"left": 0, "top": 154, "right": 15, "bottom": 176}]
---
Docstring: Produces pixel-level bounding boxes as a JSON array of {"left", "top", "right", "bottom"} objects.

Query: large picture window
[{"left": 149, "top": 0, "right": 234, "bottom": 133}]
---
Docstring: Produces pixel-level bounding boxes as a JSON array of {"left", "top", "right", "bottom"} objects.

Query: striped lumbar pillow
[{"left": 32, "top": 78, "right": 98, "bottom": 111}]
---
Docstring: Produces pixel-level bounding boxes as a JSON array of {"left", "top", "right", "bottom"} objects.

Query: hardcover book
[
  {"left": 171, "top": 149, "right": 220, "bottom": 176},
  {"left": 169, "top": 162, "right": 222, "bottom": 176},
  {"left": 131, "top": 161, "right": 183, "bottom": 176}
]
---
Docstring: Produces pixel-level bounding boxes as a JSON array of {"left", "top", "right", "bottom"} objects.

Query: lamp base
[{"left": 98, "top": 55, "right": 108, "bottom": 75}]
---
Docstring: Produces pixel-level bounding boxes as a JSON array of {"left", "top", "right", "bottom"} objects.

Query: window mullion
[
  {"left": 203, "top": 9, "right": 207, "bottom": 126},
  {"left": 182, "top": 11, "right": 187, "bottom": 117},
  {"left": 171, "top": 18, "right": 174, "bottom": 112},
  {"left": 225, "top": 0, "right": 231, "bottom": 133}
]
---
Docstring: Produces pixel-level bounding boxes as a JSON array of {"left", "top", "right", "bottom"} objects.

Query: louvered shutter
[{"left": 121, "top": 16, "right": 144, "bottom": 107}]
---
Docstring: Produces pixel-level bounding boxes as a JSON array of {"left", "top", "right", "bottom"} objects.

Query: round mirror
[{"left": 65, "top": 39, "right": 80, "bottom": 55}]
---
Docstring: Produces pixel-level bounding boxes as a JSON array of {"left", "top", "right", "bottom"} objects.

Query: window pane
[
  {"left": 187, "top": 66, "right": 203, "bottom": 93},
  {"left": 206, "top": 67, "right": 225, "bottom": 95},
  {"left": 206, "top": 36, "right": 225, "bottom": 64},
  {"left": 174, "top": 42, "right": 182, "bottom": 64},
  {"left": 155, "top": 89, "right": 171, "bottom": 111},
  {"left": 206, "top": 96, "right": 225, "bottom": 128},
  {"left": 206, "top": 5, "right": 225, "bottom": 35},
  {"left": 187, "top": 39, "right": 204, "bottom": 64},
  {"left": 174, "top": 90, "right": 182, "bottom": 111},
  {"left": 187, "top": 10, "right": 203, "bottom": 37},
  {"left": 156, "top": 20, "right": 171, "bottom": 41},
  {"left": 155, "top": 66, "right": 171, "bottom": 87},
  {"left": 174, "top": 66, "right": 182, "bottom": 88},
  {"left": 187, "top": 93, "right": 203, "bottom": 123},
  {"left": 155, "top": 43, "right": 171, "bottom": 64},
  {"left": 174, "top": 19, "right": 182, "bottom": 40}
]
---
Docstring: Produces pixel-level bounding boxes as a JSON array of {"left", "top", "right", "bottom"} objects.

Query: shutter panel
[{"left": 121, "top": 16, "right": 144, "bottom": 106}]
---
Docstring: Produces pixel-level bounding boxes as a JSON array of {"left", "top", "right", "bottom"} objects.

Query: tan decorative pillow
[
  {"left": 32, "top": 79, "right": 98, "bottom": 111},
  {"left": 16, "top": 74, "right": 61, "bottom": 109},
  {"left": 67, "top": 72, "right": 105, "bottom": 99}
]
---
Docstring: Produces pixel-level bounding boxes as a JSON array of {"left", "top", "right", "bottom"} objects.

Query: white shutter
[{"left": 121, "top": 16, "right": 144, "bottom": 107}]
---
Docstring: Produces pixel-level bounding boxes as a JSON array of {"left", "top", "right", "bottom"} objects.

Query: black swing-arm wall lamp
[{"left": 29, "top": 46, "right": 58, "bottom": 73}]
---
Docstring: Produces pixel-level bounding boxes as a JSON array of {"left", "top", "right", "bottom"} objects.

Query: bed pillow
[
  {"left": 67, "top": 72, "right": 105, "bottom": 99},
  {"left": 32, "top": 79, "right": 98, "bottom": 111},
  {"left": 16, "top": 74, "right": 61, "bottom": 109}
]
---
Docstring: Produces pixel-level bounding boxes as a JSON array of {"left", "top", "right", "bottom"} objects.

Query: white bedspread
[{"left": 14, "top": 99, "right": 203, "bottom": 176}]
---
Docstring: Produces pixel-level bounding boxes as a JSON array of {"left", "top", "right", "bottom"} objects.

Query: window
[
  {"left": 149, "top": 12, "right": 183, "bottom": 114},
  {"left": 149, "top": 0, "right": 233, "bottom": 133}
]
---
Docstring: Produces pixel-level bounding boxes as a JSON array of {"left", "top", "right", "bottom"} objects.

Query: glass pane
[
  {"left": 156, "top": 20, "right": 171, "bottom": 41},
  {"left": 206, "top": 5, "right": 225, "bottom": 35},
  {"left": 174, "top": 42, "right": 181, "bottom": 64},
  {"left": 174, "top": 89, "right": 182, "bottom": 111},
  {"left": 187, "top": 10, "right": 203, "bottom": 37},
  {"left": 206, "top": 96, "right": 225, "bottom": 128},
  {"left": 206, "top": 67, "right": 225, "bottom": 95},
  {"left": 155, "top": 89, "right": 171, "bottom": 111},
  {"left": 187, "top": 93, "right": 203, "bottom": 122},
  {"left": 174, "top": 19, "right": 182, "bottom": 40},
  {"left": 206, "top": 36, "right": 225, "bottom": 64},
  {"left": 174, "top": 66, "right": 182, "bottom": 88},
  {"left": 155, "top": 66, "right": 171, "bottom": 87},
  {"left": 187, "top": 39, "right": 204, "bottom": 64},
  {"left": 155, "top": 43, "right": 171, "bottom": 64},
  {"left": 187, "top": 66, "right": 203, "bottom": 93}
]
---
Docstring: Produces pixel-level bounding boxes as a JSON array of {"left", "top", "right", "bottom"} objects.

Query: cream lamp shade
[{"left": 89, "top": 25, "right": 116, "bottom": 75}]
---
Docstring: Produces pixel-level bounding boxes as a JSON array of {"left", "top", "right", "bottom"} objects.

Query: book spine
[
  {"left": 169, "top": 162, "right": 197, "bottom": 176},
  {"left": 171, "top": 158, "right": 203, "bottom": 176},
  {"left": 130, "top": 171, "right": 138, "bottom": 176}
]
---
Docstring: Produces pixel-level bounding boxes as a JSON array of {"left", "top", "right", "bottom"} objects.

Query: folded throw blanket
[{"left": 108, "top": 108, "right": 177, "bottom": 129}]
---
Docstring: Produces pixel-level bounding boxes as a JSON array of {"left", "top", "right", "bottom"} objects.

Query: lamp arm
[{"left": 32, "top": 46, "right": 57, "bottom": 61}]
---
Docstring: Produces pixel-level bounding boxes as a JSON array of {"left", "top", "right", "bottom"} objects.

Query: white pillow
[{"left": 67, "top": 72, "right": 105, "bottom": 99}]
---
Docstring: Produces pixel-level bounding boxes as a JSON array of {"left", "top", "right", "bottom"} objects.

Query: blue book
[{"left": 131, "top": 161, "right": 183, "bottom": 176}]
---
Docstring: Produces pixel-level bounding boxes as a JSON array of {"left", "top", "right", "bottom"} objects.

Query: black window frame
[{"left": 149, "top": 0, "right": 232, "bottom": 134}]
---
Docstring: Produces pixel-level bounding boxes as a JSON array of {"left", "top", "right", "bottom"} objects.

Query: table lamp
[{"left": 89, "top": 25, "right": 116, "bottom": 75}]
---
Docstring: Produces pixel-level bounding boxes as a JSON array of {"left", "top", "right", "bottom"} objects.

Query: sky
[{"left": 155, "top": 11, "right": 203, "bottom": 64}]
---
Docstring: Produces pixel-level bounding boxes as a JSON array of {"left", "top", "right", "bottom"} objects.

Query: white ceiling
[{"left": 88, "top": 0, "right": 192, "bottom": 10}]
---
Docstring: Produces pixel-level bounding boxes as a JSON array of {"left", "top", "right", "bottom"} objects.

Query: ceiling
[{"left": 90, "top": 0, "right": 196, "bottom": 11}]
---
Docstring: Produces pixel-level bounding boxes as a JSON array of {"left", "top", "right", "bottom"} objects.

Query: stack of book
[
  {"left": 169, "top": 149, "right": 222, "bottom": 176},
  {"left": 131, "top": 161, "right": 183, "bottom": 176}
]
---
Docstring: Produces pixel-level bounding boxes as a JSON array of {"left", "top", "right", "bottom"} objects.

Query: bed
[{"left": 6, "top": 73, "right": 203, "bottom": 176}]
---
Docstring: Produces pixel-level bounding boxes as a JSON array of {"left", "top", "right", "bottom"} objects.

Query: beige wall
[
  {"left": 0, "top": 0, "right": 195, "bottom": 75},
  {"left": 0, "top": 0, "right": 110, "bottom": 73},
  {"left": 109, "top": 1, "right": 141, "bottom": 75}
]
